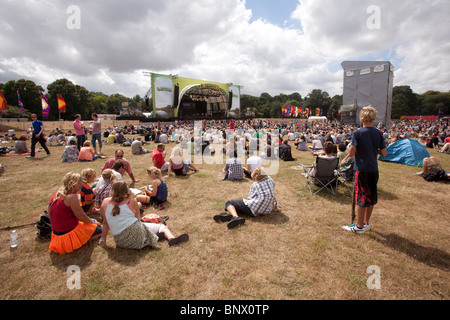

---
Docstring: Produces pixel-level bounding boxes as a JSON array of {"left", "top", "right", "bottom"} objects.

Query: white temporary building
[
  {"left": 341, "top": 61, "right": 394, "bottom": 126},
  {"left": 307, "top": 116, "right": 327, "bottom": 122}
]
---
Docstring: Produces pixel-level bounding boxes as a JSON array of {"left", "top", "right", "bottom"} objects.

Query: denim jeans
[
  {"left": 91, "top": 133, "right": 102, "bottom": 151},
  {"left": 76, "top": 134, "right": 86, "bottom": 151}
]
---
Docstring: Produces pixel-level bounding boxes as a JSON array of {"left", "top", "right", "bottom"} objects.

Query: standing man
[
  {"left": 73, "top": 114, "right": 85, "bottom": 151},
  {"left": 90, "top": 113, "right": 102, "bottom": 155},
  {"left": 27, "top": 113, "right": 51, "bottom": 158},
  {"left": 342, "top": 106, "right": 387, "bottom": 233}
]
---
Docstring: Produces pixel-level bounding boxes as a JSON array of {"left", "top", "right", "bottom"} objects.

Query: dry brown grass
[{"left": 0, "top": 130, "right": 449, "bottom": 300}]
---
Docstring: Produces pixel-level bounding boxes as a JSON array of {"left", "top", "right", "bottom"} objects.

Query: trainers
[
  {"left": 168, "top": 234, "right": 189, "bottom": 246},
  {"left": 227, "top": 217, "right": 245, "bottom": 229},
  {"left": 26, "top": 155, "right": 34, "bottom": 158},
  {"left": 342, "top": 223, "right": 365, "bottom": 233},
  {"left": 364, "top": 224, "right": 370, "bottom": 231},
  {"left": 44, "top": 153, "right": 51, "bottom": 157},
  {"left": 213, "top": 213, "right": 233, "bottom": 223}
]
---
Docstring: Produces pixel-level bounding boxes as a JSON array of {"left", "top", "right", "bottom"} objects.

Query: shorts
[
  {"left": 225, "top": 200, "right": 255, "bottom": 217},
  {"left": 354, "top": 171, "right": 379, "bottom": 207},
  {"left": 140, "top": 194, "right": 165, "bottom": 206},
  {"left": 143, "top": 222, "right": 167, "bottom": 235}
]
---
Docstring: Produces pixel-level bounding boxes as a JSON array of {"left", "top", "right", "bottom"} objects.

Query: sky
[{"left": 0, "top": 0, "right": 449, "bottom": 100}]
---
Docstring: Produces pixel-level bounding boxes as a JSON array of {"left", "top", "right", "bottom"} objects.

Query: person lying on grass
[{"left": 214, "top": 167, "right": 281, "bottom": 229}]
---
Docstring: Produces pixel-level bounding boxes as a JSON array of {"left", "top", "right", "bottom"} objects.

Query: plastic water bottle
[
  {"left": 218, "top": 172, "right": 222, "bottom": 180},
  {"left": 10, "top": 230, "right": 18, "bottom": 248}
]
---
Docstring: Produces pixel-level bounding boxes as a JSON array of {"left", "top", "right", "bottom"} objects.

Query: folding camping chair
[
  {"left": 336, "top": 161, "right": 354, "bottom": 194},
  {"left": 302, "top": 157, "right": 339, "bottom": 195}
]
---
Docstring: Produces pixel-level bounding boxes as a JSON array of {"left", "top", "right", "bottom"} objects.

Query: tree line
[
  {"left": 240, "top": 90, "right": 343, "bottom": 120},
  {"left": 0, "top": 78, "right": 151, "bottom": 121},
  {"left": 1, "top": 78, "right": 448, "bottom": 121},
  {"left": 241, "top": 86, "right": 450, "bottom": 120}
]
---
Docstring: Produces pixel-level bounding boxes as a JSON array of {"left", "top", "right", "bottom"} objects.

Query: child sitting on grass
[
  {"left": 94, "top": 169, "right": 118, "bottom": 212},
  {"left": 79, "top": 168, "right": 96, "bottom": 213},
  {"left": 136, "top": 166, "right": 168, "bottom": 210}
]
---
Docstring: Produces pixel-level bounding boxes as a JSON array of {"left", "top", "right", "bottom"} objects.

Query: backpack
[
  {"left": 141, "top": 214, "right": 169, "bottom": 225},
  {"left": 36, "top": 211, "right": 52, "bottom": 240}
]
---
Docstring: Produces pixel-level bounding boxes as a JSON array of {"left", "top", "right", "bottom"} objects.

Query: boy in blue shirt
[
  {"left": 342, "top": 106, "right": 387, "bottom": 233},
  {"left": 27, "top": 113, "right": 51, "bottom": 158}
]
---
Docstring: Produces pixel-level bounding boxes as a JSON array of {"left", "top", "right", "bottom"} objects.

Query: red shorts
[{"left": 354, "top": 171, "right": 379, "bottom": 207}]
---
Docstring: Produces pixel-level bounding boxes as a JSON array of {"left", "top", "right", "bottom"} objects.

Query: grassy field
[{"left": 0, "top": 130, "right": 449, "bottom": 301}]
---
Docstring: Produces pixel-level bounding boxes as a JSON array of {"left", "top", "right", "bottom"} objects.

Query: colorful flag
[
  {"left": 57, "top": 94, "right": 66, "bottom": 113},
  {"left": 41, "top": 92, "right": 50, "bottom": 118},
  {"left": 0, "top": 90, "right": 8, "bottom": 111},
  {"left": 316, "top": 108, "right": 320, "bottom": 116},
  {"left": 17, "top": 90, "right": 24, "bottom": 116}
]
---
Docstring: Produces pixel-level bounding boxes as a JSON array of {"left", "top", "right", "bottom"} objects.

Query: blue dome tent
[{"left": 379, "top": 139, "right": 430, "bottom": 167}]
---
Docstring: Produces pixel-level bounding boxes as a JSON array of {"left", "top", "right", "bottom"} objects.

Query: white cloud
[{"left": 0, "top": 0, "right": 448, "bottom": 100}]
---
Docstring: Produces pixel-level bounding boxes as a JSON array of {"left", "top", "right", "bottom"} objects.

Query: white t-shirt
[
  {"left": 288, "top": 132, "right": 295, "bottom": 141},
  {"left": 246, "top": 156, "right": 262, "bottom": 172},
  {"left": 96, "top": 170, "right": 122, "bottom": 190},
  {"left": 160, "top": 134, "right": 168, "bottom": 144}
]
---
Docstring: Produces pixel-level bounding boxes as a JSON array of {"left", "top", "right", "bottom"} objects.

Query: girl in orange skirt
[{"left": 48, "top": 172, "right": 102, "bottom": 254}]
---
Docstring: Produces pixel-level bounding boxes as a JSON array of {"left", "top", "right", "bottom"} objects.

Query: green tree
[
  {"left": 269, "top": 101, "right": 282, "bottom": 118},
  {"left": 284, "top": 99, "right": 301, "bottom": 107},
  {"left": 47, "top": 79, "right": 90, "bottom": 120},
  {"left": 1, "top": 79, "right": 44, "bottom": 117},
  {"left": 91, "top": 92, "right": 109, "bottom": 114},
  {"left": 287, "top": 92, "right": 302, "bottom": 103},
  {"left": 391, "top": 94, "right": 409, "bottom": 119},
  {"left": 76, "top": 85, "right": 93, "bottom": 118},
  {"left": 240, "top": 94, "right": 258, "bottom": 116},
  {"left": 0, "top": 105, "right": 23, "bottom": 118},
  {"left": 304, "top": 89, "right": 332, "bottom": 116},
  {"left": 419, "top": 90, "right": 450, "bottom": 115},
  {"left": 392, "top": 86, "right": 420, "bottom": 115},
  {"left": 106, "top": 93, "right": 129, "bottom": 114},
  {"left": 258, "top": 92, "right": 272, "bottom": 105},
  {"left": 327, "top": 95, "right": 343, "bottom": 120}
]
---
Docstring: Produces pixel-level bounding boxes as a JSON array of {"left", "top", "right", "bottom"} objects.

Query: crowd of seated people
[{"left": 6, "top": 115, "right": 449, "bottom": 255}]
